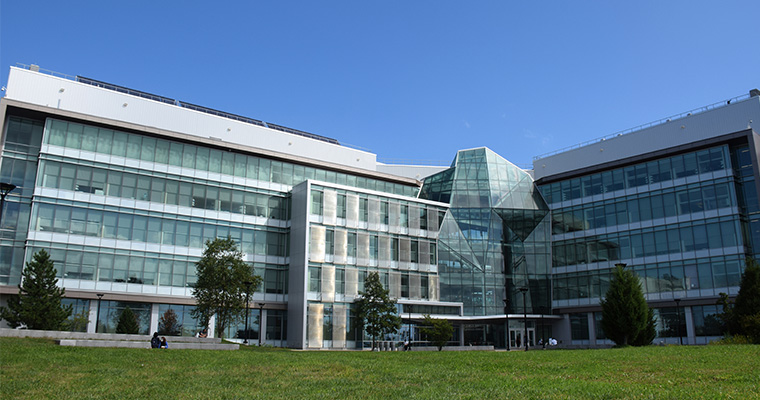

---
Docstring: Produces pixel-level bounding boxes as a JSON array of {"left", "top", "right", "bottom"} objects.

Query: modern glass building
[
  {"left": 420, "top": 148, "right": 552, "bottom": 348},
  {"left": 533, "top": 90, "right": 760, "bottom": 346},
  {"left": 1, "top": 64, "right": 758, "bottom": 348}
]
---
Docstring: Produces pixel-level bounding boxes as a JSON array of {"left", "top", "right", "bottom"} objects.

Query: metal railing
[
  {"left": 533, "top": 92, "right": 753, "bottom": 161},
  {"left": 15, "top": 63, "right": 77, "bottom": 80}
]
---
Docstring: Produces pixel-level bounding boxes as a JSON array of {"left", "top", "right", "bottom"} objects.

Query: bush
[{"left": 709, "top": 335, "right": 752, "bottom": 345}]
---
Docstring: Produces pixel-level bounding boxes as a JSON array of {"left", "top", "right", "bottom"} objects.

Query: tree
[
  {"left": 631, "top": 308, "right": 656, "bottom": 346},
  {"left": 354, "top": 272, "right": 401, "bottom": 350},
  {"left": 600, "top": 264, "right": 653, "bottom": 347},
  {"left": 158, "top": 308, "right": 182, "bottom": 336},
  {"left": 420, "top": 315, "right": 454, "bottom": 351},
  {"left": 115, "top": 306, "right": 140, "bottom": 334},
  {"left": 718, "top": 258, "right": 760, "bottom": 343},
  {"left": 0, "top": 249, "right": 72, "bottom": 330},
  {"left": 191, "top": 237, "right": 261, "bottom": 339}
]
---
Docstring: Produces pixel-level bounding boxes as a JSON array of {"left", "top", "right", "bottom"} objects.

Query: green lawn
[{"left": 1, "top": 338, "right": 758, "bottom": 399}]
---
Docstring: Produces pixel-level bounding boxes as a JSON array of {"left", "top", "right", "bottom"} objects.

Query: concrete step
[
  {"left": 58, "top": 339, "right": 239, "bottom": 350},
  {"left": 1, "top": 328, "right": 221, "bottom": 344}
]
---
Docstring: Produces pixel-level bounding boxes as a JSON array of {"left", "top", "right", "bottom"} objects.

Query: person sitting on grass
[
  {"left": 160, "top": 337, "right": 169, "bottom": 349},
  {"left": 150, "top": 332, "right": 160, "bottom": 349}
]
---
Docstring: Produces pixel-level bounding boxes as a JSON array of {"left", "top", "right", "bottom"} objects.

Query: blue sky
[{"left": 1, "top": 1, "right": 758, "bottom": 168}]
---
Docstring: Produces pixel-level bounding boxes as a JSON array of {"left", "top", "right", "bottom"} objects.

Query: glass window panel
[
  {"left": 96, "top": 128, "right": 114, "bottom": 154},
  {"left": 81, "top": 126, "right": 98, "bottom": 152},
  {"left": 126, "top": 134, "right": 142, "bottom": 159},
  {"left": 134, "top": 135, "right": 154, "bottom": 161},
  {"left": 209, "top": 149, "right": 222, "bottom": 173},
  {"left": 169, "top": 142, "right": 183, "bottom": 166},
  {"left": 222, "top": 152, "right": 234, "bottom": 175},
  {"left": 194, "top": 147, "right": 209, "bottom": 171},
  {"left": 47, "top": 120, "right": 67, "bottom": 146},
  {"left": 64, "top": 123, "right": 83, "bottom": 149},
  {"left": 182, "top": 144, "right": 196, "bottom": 169},
  {"left": 154, "top": 139, "right": 170, "bottom": 164},
  {"left": 106, "top": 170, "right": 122, "bottom": 197},
  {"left": 234, "top": 154, "right": 247, "bottom": 178}
]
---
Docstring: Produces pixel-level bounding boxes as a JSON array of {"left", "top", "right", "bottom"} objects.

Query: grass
[{"left": 1, "top": 338, "right": 759, "bottom": 399}]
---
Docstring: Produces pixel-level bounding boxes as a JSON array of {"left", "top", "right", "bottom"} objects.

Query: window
[
  {"left": 311, "top": 191, "right": 323, "bottom": 215},
  {"left": 309, "top": 267, "right": 320, "bottom": 292}
]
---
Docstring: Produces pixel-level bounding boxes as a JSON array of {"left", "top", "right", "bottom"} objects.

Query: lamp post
[
  {"left": 243, "top": 280, "right": 252, "bottom": 345},
  {"left": 0, "top": 182, "right": 17, "bottom": 228},
  {"left": 408, "top": 305, "right": 412, "bottom": 345},
  {"left": 674, "top": 298, "right": 683, "bottom": 345},
  {"left": 503, "top": 298, "right": 510, "bottom": 351},
  {"left": 258, "top": 303, "right": 266, "bottom": 346},
  {"left": 519, "top": 287, "right": 529, "bottom": 351},
  {"left": 540, "top": 306, "right": 545, "bottom": 349},
  {"left": 95, "top": 293, "right": 104, "bottom": 333}
]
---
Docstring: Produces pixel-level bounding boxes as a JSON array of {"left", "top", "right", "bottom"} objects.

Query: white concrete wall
[
  {"left": 6, "top": 67, "right": 377, "bottom": 170},
  {"left": 376, "top": 164, "right": 448, "bottom": 181},
  {"left": 534, "top": 96, "right": 760, "bottom": 180}
]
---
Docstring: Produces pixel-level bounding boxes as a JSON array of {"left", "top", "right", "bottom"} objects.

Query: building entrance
[{"left": 510, "top": 328, "right": 535, "bottom": 349}]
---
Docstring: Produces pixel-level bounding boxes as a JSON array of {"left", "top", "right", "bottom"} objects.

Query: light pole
[
  {"left": 0, "top": 182, "right": 17, "bottom": 228},
  {"left": 674, "top": 298, "right": 683, "bottom": 345},
  {"left": 258, "top": 303, "right": 266, "bottom": 346},
  {"left": 540, "top": 306, "right": 545, "bottom": 349},
  {"left": 503, "top": 298, "right": 510, "bottom": 351},
  {"left": 408, "top": 305, "right": 412, "bottom": 345},
  {"left": 519, "top": 287, "right": 528, "bottom": 351},
  {"left": 243, "top": 280, "right": 252, "bottom": 345},
  {"left": 96, "top": 293, "right": 104, "bottom": 333}
]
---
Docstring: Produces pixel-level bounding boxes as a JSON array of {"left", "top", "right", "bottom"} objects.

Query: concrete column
[
  {"left": 260, "top": 309, "right": 267, "bottom": 344},
  {"left": 557, "top": 314, "right": 571, "bottom": 345},
  {"left": 684, "top": 306, "right": 695, "bottom": 345},
  {"left": 459, "top": 323, "right": 465, "bottom": 345},
  {"left": 87, "top": 300, "right": 98, "bottom": 334},
  {"left": 587, "top": 312, "right": 596, "bottom": 345},
  {"left": 150, "top": 304, "right": 160, "bottom": 334},
  {"left": 208, "top": 314, "right": 216, "bottom": 338}
]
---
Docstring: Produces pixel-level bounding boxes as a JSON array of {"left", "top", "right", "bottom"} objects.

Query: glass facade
[
  {"left": 0, "top": 117, "right": 43, "bottom": 285},
  {"left": 96, "top": 300, "right": 152, "bottom": 334},
  {"left": 420, "top": 148, "right": 552, "bottom": 316},
  {"left": 540, "top": 143, "right": 752, "bottom": 305},
  {"left": 539, "top": 134, "right": 759, "bottom": 347},
  {"left": 158, "top": 303, "right": 204, "bottom": 336},
  {"left": 43, "top": 118, "right": 416, "bottom": 197},
  {"left": 3, "top": 69, "right": 759, "bottom": 349}
]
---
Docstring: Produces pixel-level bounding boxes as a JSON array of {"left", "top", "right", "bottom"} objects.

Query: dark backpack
[{"left": 151, "top": 336, "right": 161, "bottom": 348}]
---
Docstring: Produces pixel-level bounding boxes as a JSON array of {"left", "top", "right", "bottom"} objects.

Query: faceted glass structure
[{"left": 420, "top": 148, "right": 551, "bottom": 315}]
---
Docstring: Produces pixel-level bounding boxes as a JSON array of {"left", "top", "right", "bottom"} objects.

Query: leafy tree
[
  {"left": 355, "top": 272, "right": 401, "bottom": 350},
  {"left": 115, "top": 306, "right": 140, "bottom": 334},
  {"left": 718, "top": 257, "right": 760, "bottom": 343},
  {"left": 0, "top": 250, "right": 72, "bottom": 330},
  {"left": 191, "top": 237, "right": 261, "bottom": 338},
  {"left": 420, "top": 315, "right": 454, "bottom": 351},
  {"left": 158, "top": 308, "right": 182, "bottom": 336},
  {"left": 600, "top": 264, "right": 653, "bottom": 347}
]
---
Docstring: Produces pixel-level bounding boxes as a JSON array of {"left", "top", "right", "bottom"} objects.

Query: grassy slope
[{"left": 1, "top": 338, "right": 758, "bottom": 399}]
